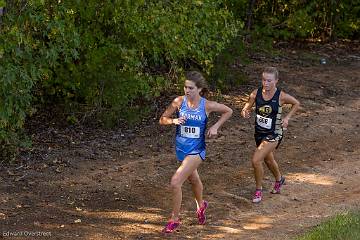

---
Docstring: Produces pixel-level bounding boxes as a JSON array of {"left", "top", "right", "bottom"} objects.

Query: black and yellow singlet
[{"left": 254, "top": 87, "right": 283, "bottom": 137}]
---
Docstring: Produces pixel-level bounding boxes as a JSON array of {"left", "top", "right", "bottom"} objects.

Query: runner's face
[
  {"left": 184, "top": 80, "right": 201, "bottom": 98},
  {"left": 262, "top": 73, "right": 278, "bottom": 91}
]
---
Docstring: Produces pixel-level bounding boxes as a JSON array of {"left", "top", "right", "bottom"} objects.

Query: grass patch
[{"left": 297, "top": 211, "right": 360, "bottom": 240}]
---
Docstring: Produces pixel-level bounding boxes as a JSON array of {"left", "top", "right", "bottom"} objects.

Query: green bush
[
  {"left": 229, "top": 0, "right": 360, "bottom": 41},
  {"left": 0, "top": 0, "right": 239, "bottom": 159}
]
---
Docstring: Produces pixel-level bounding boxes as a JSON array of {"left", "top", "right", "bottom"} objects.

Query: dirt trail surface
[{"left": 1, "top": 43, "right": 360, "bottom": 240}]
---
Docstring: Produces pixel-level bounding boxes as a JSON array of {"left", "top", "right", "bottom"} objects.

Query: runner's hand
[
  {"left": 282, "top": 117, "right": 289, "bottom": 129},
  {"left": 241, "top": 109, "right": 251, "bottom": 118},
  {"left": 207, "top": 126, "right": 218, "bottom": 138},
  {"left": 172, "top": 116, "right": 186, "bottom": 125}
]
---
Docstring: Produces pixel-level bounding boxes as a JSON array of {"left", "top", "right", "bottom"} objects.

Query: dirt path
[{"left": 1, "top": 44, "right": 360, "bottom": 240}]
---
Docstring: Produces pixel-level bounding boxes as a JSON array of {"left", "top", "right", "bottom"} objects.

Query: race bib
[
  {"left": 256, "top": 114, "right": 272, "bottom": 129},
  {"left": 180, "top": 126, "right": 200, "bottom": 138}
]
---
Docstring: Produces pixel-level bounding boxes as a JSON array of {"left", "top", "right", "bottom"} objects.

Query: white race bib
[
  {"left": 256, "top": 114, "right": 272, "bottom": 129},
  {"left": 180, "top": 126, "right": 200, "bottom": 138}
]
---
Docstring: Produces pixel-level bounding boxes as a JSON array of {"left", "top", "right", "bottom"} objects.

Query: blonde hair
[{"left": 263, "top": 67, "right": 279, "bottom": 80}]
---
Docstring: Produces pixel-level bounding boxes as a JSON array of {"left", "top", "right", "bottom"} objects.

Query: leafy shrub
[
  {"left": 230, "top": 0, "right": 360, "bottom": 41},
  {"left": 0, "top": 0, "right": 239, "bottom": 159}
]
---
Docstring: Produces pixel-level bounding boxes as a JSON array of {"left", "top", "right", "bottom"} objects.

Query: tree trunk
[
  {"left": 330, "top": 0, "right": 340, "bottom": 41},
  {"left": 245, "top": 0, "right": 256, "bottom": 31}
]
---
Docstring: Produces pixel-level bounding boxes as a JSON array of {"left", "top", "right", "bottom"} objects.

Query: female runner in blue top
[
  {"left": 241, "top": 67, "right": 300, "bottom": 203},
  {"left": 159, "top": 71, "right": 233, "bottom": 233}
]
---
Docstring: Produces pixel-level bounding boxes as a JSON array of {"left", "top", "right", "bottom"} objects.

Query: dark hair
[
  {"left": 263, "top": 67, "right": 279, "bottom": 80},
  {"left": 185, "top": 71, "right": 208, "bottom": 96}
]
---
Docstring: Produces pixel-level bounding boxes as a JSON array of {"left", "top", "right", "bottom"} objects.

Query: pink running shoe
[
  {"left": 271, "top": 176, "right": 286, "bottom": 194},
  {"left": 162, "top": 219, "right": 180, "bottom": 233},
  {"left": 197, "top": 200, "right": 208, "bottom": 225},
  {"left": 252, "top": 189, "right": 262, "bottom": 203}
]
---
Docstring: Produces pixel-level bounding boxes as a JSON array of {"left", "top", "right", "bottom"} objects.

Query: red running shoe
[
  {"left": 162, "top": 219, "right": 180, "bottom": 233},
  {"left": 252, "top": 189, "right": 263, "bottom": 203},
  {"left": 197, "top": 200, "right": 208, "bottom": 225},
  {"left": 271, "top": 176, "right": 286, "bottom": 194}
]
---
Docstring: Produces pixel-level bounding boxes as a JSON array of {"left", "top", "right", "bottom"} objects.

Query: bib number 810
[
  {"left": 180, "top": 126, "right": 200, "bottom": 138},
  {"left": 184, "top": 127, "right": 196, "bottom": 133}
]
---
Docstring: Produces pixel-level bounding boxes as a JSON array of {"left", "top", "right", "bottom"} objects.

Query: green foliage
[
  {"left": 297, "top": 211, "right": 360, "bottom": 240},
  {"left": 333, "top": 1, "right": 360, "bottom": 39},
  {"left": 0, "top": 0, "right": 239, "bottom": 160},
  {"left": 210, "top": 36, "right": 248, "bottom": 91},
  {"left": 120, "top": 1, "right": 240, "bottom": 73},
  {"left": 231, "top": 0, "right": 360, "bottom": 41}
]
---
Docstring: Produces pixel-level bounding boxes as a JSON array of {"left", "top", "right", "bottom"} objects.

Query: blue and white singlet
[{"left": 175, "top": 96, "right": 208, "bottom": 161}]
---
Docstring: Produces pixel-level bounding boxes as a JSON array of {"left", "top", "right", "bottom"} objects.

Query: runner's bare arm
[
  {"left": 205, "top": 101, "right": 233, "bottom": 137},
  {"left": 241, "top": 89, "right": 257, "bottom": 118},
  {"left": 159, "top": 96, "right": 186, "bottom": 125},
  {"left": 280, "top": 92, "right": 300, "bottom": 128}
]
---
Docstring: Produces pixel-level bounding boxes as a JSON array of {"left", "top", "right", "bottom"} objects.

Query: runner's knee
[
  {"left": 170, "top": 175, "right": 183, "bottom": 189},
  {"left": 264, "top": 156, "right": 274, "bottom": 164},
  {"left": 251, "top": 157, "right": 262, "bottom": 167},
  {"left": 188, "top": 175, "right": 202, "bottom": 186}
]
